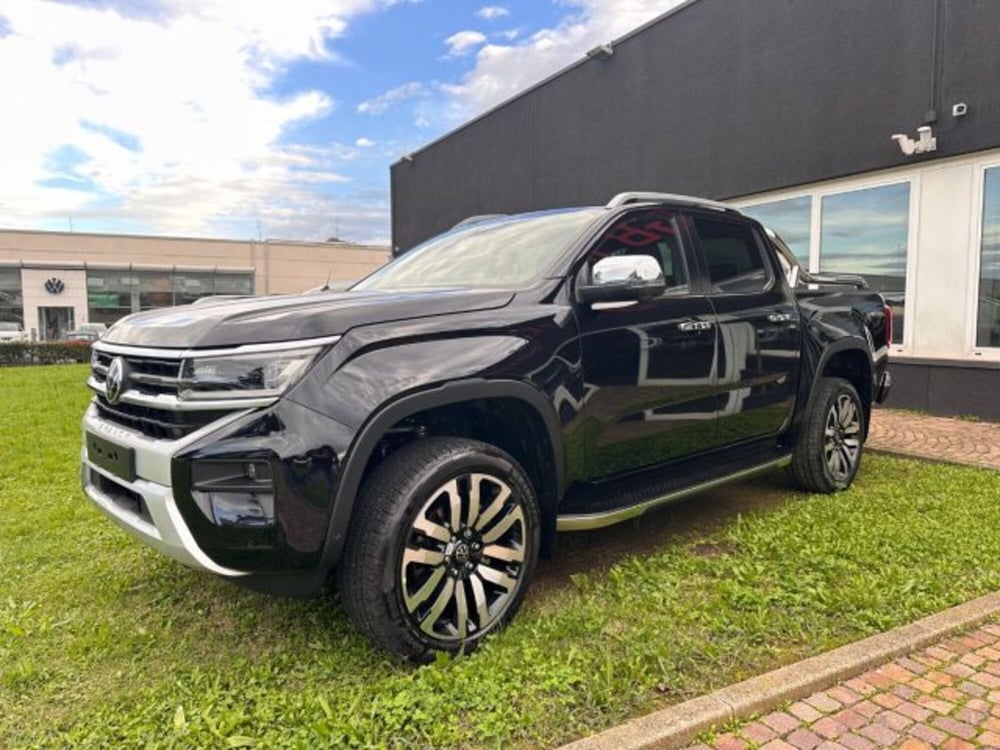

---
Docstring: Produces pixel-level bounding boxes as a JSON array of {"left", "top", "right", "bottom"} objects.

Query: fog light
[
  {"left": 190, "top": 459, "right": 276, "bottom": 528},
  {"left": 198, "top": 490, "right": 275, "bottom": 528}
]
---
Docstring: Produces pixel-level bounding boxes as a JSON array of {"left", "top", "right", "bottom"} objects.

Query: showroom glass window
[
  {"left": 977, "top": 167, "right": 1000, "bottom": 348},
  {"left": 742, "top": 196, "right": 812, "bottom": 264},
  {"left": 87, "top": 271, "right": 135, "bottom": 325},
  {"left": 213, "top": 273, "right": 254, "bottom": 296},
  {"left": 173, "top": 272, "right": 216, "bottom": 305},
  {"left": 0, "top": 268, "right": 23, "bottom": 326},
  {"left": 138, "top": 271, "right": 173, "bottom": 311},
  {"left": 820, "top": 183, "right": 910, "bottom": 345}
]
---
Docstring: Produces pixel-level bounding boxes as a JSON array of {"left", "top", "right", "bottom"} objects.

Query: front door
[
  {"left": 686, "top": 213, "right": 800, "bottom": 443},
  {"left": 39, "top": 307, "right": 75, "bottom": 341},
  {"left": 575, "top": 208, "right": 719, "bottom": 480}
]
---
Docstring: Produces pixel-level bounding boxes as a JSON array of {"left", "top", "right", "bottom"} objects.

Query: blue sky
[{"left": 0, "top": 0, "right": 683, "bottom": 245}]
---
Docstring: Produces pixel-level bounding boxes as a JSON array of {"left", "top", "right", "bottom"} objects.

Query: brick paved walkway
[
  {"left": 868, "top": 409, "right": 1000, "bottom": 471},
  {"left": 687, "top": 622, "right": 1000, "bottom": 750},
  {"left": 680, "top": 412, "right": 1000, "bottom": 750}
]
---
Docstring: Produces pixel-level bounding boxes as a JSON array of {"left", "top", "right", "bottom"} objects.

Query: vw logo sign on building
[
  {"left": 105, "top": 357, "right": 127, "bottom": 405},
  {"left": 44, "top": 277, "right": 65, "bottom": 294}
]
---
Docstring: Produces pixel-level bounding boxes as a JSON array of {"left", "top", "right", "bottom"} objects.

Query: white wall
[
  {"left": 20, "top": 267, "right": 89, "bottom": 339},
  {"left": 909, "top": 162, "right": 975, "bottom": 357}
]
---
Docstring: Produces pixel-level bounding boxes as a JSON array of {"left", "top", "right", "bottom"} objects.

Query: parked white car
[
  {"left": 77, "top": 322, "right": 108, "bottom": 338},
  {"left": 0, "top": 322, "right": 28, "bottom": 342}
]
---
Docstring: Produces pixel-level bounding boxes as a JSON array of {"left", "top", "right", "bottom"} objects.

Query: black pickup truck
[{"left": 81, "top": 192, "right": 891, "bottom": 660}]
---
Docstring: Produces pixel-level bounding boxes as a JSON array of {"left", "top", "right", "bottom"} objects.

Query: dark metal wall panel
[
  {"left": 392, "top": 0, "right": 1000, "bottom": 251},
  {"left": 939, "top": 0, "right": 1000, "bottom": 155},
  {"left": 888, "top": 361, "right": 1000, "bottom": 421}
]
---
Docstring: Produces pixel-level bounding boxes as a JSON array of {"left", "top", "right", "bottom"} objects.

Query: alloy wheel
[
  {"left": 400, "top": 472, "right": 527, "bottom": 642},
  {"left": 824, "top": 392, "right": 861, "bottom": 482}
]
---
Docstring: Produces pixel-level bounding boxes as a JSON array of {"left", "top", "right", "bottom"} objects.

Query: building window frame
[
  {"left": 967, "top": 158, "right": 1000, "bottom": 359},
  {"left": 736, "top": 171, "right": 920, "bottom": 355}
]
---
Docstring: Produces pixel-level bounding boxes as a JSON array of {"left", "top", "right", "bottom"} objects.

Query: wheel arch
[
  {"left": 319, "top": 380, "right": 565, "bottom": 571},
  {"left": 802, "top": 340, "right": 874, "bottom": 438}
]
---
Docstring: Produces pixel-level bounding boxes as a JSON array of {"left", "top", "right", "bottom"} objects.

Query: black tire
[
  {"left": 337, "top": 436, "right": 540, "bottom": 662},
  {"left": 791, "top": 376, "right": 865, "bottom": 493}
]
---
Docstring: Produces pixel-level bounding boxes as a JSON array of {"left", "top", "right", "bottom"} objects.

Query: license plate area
[{"left": 86, "top": 432, "right": 136, "bottom": 482}]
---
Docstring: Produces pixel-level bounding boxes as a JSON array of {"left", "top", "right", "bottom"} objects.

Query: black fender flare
[
  {"left": 318, "top": 378, "right": 566, "bottom": 571},
  {"left": 795, "top": 337, "right": 874, "bottom": 434}
]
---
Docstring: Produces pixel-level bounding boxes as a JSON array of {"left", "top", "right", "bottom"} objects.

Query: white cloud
[
  {"left": 442, "top": 0, "right": 685, "bottom": 117},
  {"left": 0, "top": 0, "right": 396, "bottom": 241},
  {"left": 444, "top": 29, "right": 487, "bottom": 57},
  {"left": 355, "top": 136, "right": 376, "bottom": 147},
  {"left": 356, "top": 81, "right": 426, "bottom": 115},
  {"left": 476, "top": 6, "right": 510, "bottom": 21}
]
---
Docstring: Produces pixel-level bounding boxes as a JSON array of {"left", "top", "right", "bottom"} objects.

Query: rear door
[{"left": 685, "top": 212, "right": 801, "bottom": 443}]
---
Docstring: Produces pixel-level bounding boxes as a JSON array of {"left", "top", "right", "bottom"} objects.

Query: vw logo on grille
[{"left": 105, "top": 356, "right": 127, "bottom": 405}]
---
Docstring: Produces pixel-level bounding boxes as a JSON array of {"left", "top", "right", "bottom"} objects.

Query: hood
[{"left": 101, "top": 288, "right": 515, "bottom": 349}]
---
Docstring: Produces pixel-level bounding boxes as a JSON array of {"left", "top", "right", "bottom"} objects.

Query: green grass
[{"left": 3, "top": 365, "right": 1000, "bottom": 749}]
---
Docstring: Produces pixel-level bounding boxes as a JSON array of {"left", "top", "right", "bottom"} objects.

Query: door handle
[
  {"left": 767, "top": 312, "right": 794, "bottom": 323},
  {"left": 678, "top": 320, "right": 713, "bottom": 332}
]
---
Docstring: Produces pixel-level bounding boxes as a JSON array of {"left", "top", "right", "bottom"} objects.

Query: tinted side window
[
  {"left": 586, "top": 210, "right": 688, "bottom": 293},
  {"left": 693, "top": 216, "right": 771, "bottom": 294}
]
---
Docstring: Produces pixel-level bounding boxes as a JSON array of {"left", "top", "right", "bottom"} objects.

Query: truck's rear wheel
[
  {"left": 337, "top": 437, "right": 540, "bottom": 661},
  {"left": 791, "top": 376, "right": 865, "bottom": 493}
]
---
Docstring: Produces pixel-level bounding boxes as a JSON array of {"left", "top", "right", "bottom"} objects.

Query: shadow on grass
[{"left": 534, "top": 471, "right": 796, "bottom": 594}]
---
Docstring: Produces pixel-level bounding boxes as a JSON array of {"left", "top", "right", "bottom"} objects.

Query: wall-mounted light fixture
[{"left": 586, "top": 43, "right": 613, "bottom": 60}]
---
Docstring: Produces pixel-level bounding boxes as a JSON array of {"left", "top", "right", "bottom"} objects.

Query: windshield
[{"left": 354, "top": 208, "right": 603, "bottom": 291}]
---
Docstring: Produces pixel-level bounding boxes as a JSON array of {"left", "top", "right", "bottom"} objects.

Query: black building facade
[{"left": 391, "top": 0, "right": 1000, "bottom": 419}]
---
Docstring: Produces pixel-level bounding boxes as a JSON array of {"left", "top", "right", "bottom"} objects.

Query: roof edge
[{"left": 0, "top": 226, "right": 389, "bottom": 251}]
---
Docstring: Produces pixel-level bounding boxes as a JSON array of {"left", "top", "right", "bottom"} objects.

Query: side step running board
[{"left": 556, "top": 455, "right": 791, "bottom": 531}]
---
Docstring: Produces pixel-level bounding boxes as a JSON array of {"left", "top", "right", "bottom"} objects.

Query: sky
[{"left": 0, "top": 0, "right": 686, "bottom": 245}]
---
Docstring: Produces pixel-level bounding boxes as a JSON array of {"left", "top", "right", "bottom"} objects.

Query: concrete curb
[{"left": 559, "top": 590, "right": 1000, "bottom": 750}]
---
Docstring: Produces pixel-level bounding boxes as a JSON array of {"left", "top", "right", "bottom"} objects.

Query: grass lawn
[{"left": 2, "top": 364, "right": 1000, "bottom": 749}]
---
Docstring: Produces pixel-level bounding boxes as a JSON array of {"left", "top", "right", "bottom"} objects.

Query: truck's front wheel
[
  {"left": 337, "top": 437, "right": 540, "bottom": 661},
  {"left": 791, "top": 376, "right": 865, "bottom": 493}
]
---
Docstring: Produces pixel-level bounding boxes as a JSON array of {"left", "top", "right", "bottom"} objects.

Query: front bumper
[{"left": 80, "top": 404, "right": 251, "bottom": 577}]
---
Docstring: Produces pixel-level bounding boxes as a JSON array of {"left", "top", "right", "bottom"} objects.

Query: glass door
[{"left": 38, "top": 307, "right": 75, "bottom": 341}]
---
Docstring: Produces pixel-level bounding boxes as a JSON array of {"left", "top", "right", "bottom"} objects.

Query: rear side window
[{"left": 693, "top": 216, "right": 771, "bottom": 294}]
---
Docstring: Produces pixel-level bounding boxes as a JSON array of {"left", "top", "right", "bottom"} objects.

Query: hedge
[{"left": 0, "top": 341, "right": 92, "bottom": 366}]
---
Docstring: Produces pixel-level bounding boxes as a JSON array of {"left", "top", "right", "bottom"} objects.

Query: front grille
[
  {"left": 94, "top": 396, "right": 229, "bottom": 440},
  {"left": 90, "top": 348, "right": 235, "bottom": 440},
  {"left": 92, "top": 351, "right": 181, "bottom": 396}
]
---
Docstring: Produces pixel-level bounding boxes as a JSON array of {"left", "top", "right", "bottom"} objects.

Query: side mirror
[{"left": 577, "top": 255, "right": 666, "bottom": 304}]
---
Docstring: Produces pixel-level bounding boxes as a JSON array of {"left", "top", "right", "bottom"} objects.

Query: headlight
[{"left": 178, "top": 346, "right": 322, "bottom": 400}]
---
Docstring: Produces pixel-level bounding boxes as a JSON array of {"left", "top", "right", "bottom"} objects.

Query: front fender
[
  {"left": 312, "top": 378, "right": 566, "bottom": 571},
  {"left": 291, "top": 335, "right": 529, "bottom": 428},
  {"left": 286, "top": 330, "right": 572, "bottom": 572}
]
